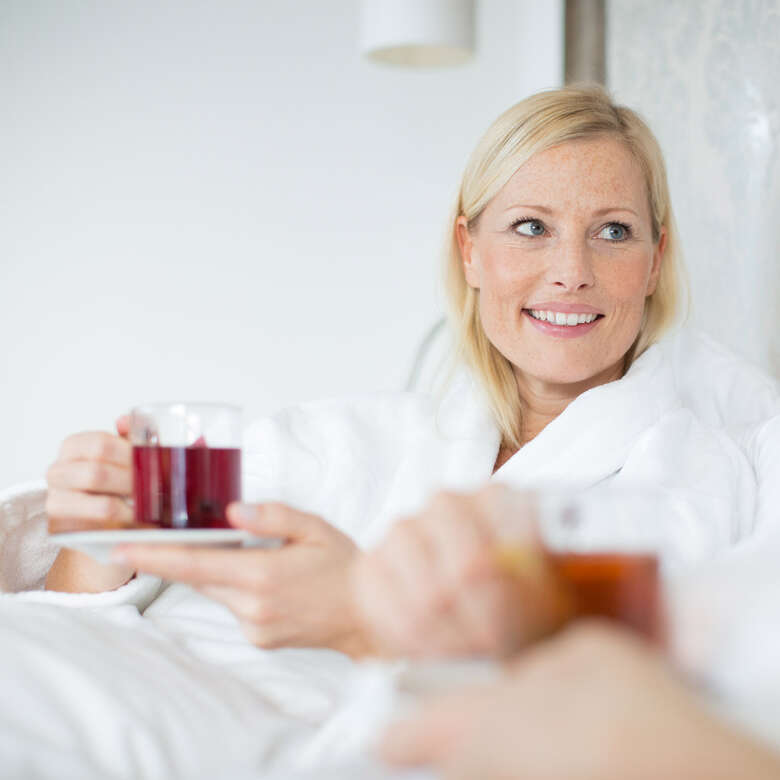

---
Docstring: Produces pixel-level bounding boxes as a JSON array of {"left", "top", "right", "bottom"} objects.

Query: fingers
[
  {"left": 376, "top": 520, "right": 473, "bottom": 657},
  {"left": 47, "top": 459, "right": 132, "bottom": 496},
  {"left": 46, "top": 489, "right": 134, "bottom": 532},
  {"left": 57, "top": 431, "right": 132, "bottom": 467},
  {"left": 425, "top": 499, "right": 515, "bottom": 654},
  {"left": 427, "top": 489, "right": 550, "bottom": 654},
  {"left": 399, "top": 493, "right": 501, "bottom": 655},
  {"left": 355, "top": 488, "right": 542, "bottom": 659},
  {"left": 422, "top": 493, "right": 494, "bottom": 583},
  {"left": 227, "top": 502, "right": 330, "bottom": 542},
  {"left": 354, "top": 550, "right": 433, "bottom": 657},
  {"left": 379, "top": 519, "right": 440, "bottom": 609},
  {"left": 111, "top": 544, "right": 274, "bottom": 590},
  {"left": 357, "top": 525, "right": 478, "bottom": 657},
  {"left": 46, "top": 428, "right": 134, "bottom": 532},
  {"left": 199, "top": 584, "right": 280, "bottom": 627}
]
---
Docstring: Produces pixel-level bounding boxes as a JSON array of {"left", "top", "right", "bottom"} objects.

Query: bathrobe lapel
[
  {"left": 492, "top": 344, "right": 680, "bottom": 490},
  {"left": 323, "top": 344, "right": 682, "bottom": 547}
]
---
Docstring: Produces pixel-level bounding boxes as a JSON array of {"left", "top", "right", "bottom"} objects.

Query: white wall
[
  {"left": 0, "top": 0, "right": 563, "bottom": 488},
  {"left": 607, "top": 0, "right": 780, "bottom": 376}
]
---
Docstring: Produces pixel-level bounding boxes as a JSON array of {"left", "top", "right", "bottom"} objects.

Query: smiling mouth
[{"left": 524, "top": 309, "right": 604, "bottom": 327}]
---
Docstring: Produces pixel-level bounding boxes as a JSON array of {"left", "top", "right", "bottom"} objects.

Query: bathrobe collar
[{"left": 437, "top": 343, "right": 681, "bottom": 492}]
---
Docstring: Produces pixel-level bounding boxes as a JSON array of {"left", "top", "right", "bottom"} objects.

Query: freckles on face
[{"left": 464, "top": 136, "right": 662, "bottom": 389}]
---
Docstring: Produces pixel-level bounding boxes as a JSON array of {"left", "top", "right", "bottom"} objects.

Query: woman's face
[{"left": 457, "top": 136, "right": 666, "bottom": 394}]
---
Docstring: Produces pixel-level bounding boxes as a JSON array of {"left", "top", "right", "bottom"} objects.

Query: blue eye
[
  {"left": 514, "top": 219, "right": 545, "bottom": 237},
  {"left": 597, "top": 222, "right": 631, "bottom": 241}
]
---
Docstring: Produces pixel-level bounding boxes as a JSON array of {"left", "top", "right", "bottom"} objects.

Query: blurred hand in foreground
[
  {"left": 352, "top": 484, "right": 569, "bottom": 659},
  {"left": 381, "top": 622, "right": 780, "bottom": 780}
]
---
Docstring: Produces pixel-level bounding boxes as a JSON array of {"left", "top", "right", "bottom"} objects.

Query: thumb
[
  {"left": 227, "top": 502, "right": 330, "bottom": 542},
  {"left": 115, "top": 414, "right": 131, "bottom": 439}
]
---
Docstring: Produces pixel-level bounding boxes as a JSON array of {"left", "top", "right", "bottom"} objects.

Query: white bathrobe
[
  {"left": 0, "top": 329, "right": 774, "bottom": 779},
  {"left": 240, "top": 334, "right": 757, "bottom": 561}
]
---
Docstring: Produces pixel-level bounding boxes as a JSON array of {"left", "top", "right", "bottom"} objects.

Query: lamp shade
[{"left": 360, "top": 0, "right": 475, "bottom": 67}]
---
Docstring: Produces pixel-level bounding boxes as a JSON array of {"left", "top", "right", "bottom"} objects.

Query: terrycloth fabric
[
  {"left": 665, "top": 329, "right": 780, "bottom": 429},
  {"left": 0, "top": 481, "right": 59, "bottom": 593},
  {"left": 240, "top": 336, "right": 757, "bottom": 563},
  {"left": 739, "top": 413, "right": 780, "bottom": 543}
]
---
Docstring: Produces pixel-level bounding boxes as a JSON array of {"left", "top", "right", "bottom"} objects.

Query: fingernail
[{"left": 228, "top": 502, "right": 257, "bottom": 523}]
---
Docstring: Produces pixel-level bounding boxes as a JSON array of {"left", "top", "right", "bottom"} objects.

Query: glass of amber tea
[
  {"left": 129, "top": 403, "right": 242, "bottom": 529},
  {"left": 497, "top": 487, "right": 670, "bottom": 644},
  {"left": 540, "top": 488, "right": 668, "bottom": 642}
]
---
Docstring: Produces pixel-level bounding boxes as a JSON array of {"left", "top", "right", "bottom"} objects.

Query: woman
[{"left": 40, "top": 85, "right": 754, "bottom": 656}]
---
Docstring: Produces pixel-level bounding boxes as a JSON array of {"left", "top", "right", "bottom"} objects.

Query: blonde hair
[{"left": 443, "top": 85, "right": 685, "bottom": 450}]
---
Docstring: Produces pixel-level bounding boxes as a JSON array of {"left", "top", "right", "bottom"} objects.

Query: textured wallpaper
[{"left": 608, "top": 0, "right": 780, "bottom": 375}]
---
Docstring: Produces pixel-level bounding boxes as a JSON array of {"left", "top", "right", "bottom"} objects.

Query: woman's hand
[
  {"left": 46, "top": 415, "right": 134, "bottom": 533},
  {"left": 45, "top": 416, "right": 136, "bottom": 593},
  {"left": 112, "top": 503, "right": 372, "bottom": 657},
  {"left": 381, "top": 622, "right": 780, "bottom": 780},
  {"left": 352, "top": 485, "right": 563, "bottom": 659}
]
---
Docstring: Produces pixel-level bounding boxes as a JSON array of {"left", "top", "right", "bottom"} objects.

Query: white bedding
[
  {"left": 0, "top": 598, "right": 310, "bottom": 779},
  {"left": 1, "top": 329, "right": 778, "bottom": 778},
  {"left": 0, "top": 491, "right": 364, "bottom": 779}
]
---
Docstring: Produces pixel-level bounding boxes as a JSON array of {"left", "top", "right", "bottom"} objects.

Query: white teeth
[{"left": 528, "top": 310, "right": 599, "bottom": 326}]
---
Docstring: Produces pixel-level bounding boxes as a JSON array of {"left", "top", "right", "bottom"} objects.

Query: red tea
[
  {"left": 546, "top": 551, "right": 662, "bottom": 641},
  {"left": 132, "top": 446, "right": 241, "bottom": 529}
]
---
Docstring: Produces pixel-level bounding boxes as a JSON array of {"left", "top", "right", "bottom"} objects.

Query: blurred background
[{"left": 1, "top": 0, "right": 778, "bottom": 488}]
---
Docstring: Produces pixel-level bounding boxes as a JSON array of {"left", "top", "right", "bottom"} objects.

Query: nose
[{"left": 545, "top": 239, "right": 596, "bottom": 291}]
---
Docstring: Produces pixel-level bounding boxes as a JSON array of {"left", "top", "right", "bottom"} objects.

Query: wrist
[
  {"left": 337, "top": 553, "right": 380, "bottom": 658},
  {"left": 333, "top": 625, "right": 379, "bottom": 659}
]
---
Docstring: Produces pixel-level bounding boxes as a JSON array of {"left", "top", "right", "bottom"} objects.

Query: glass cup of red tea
[
  {"left": 497, "top": 487, "right": 668, "bottom": 645},
  {"left": 129, "top": 403, "right": 242, "bottom": 529}
]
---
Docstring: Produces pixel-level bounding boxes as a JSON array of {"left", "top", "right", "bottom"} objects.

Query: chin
[{"left": 516, "top": 359, "right": 618, "bottom": 388}]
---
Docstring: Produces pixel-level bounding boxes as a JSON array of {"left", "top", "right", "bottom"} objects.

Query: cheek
[
  {"left": 478, "top": 248, "right": 537, "bottom": 297},
  {"left": 477, "top": 251, "right": 535, "bottom": 326},
  {"left": 599, "top": 258, "right": 653, "bottom": 309}
]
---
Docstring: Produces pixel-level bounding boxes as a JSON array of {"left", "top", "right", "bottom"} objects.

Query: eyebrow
[
  {"left": 503, "top": 204, "right": 640, "bottom": 218},
  {"left": 593, "top": 206, "right": 640, "bottom": 218}
]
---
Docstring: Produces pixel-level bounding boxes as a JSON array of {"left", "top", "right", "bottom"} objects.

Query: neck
[{"left": 514, "top": 358, "right": 626, "bottom": 445}]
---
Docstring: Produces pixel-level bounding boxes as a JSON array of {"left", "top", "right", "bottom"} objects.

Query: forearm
[{"left": 45, "top": 548, "right": 135, "bottom": 593}]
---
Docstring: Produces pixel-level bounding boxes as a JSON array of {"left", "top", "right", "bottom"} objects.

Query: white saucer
[{"left": 50, "top": 529, "right": 281, "bottom": 564}]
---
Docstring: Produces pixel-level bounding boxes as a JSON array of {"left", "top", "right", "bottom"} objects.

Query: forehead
[{"left": 493, "top": 136, "right": 648, "bottom": 214}]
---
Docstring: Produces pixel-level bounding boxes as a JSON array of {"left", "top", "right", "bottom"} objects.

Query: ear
[
  {"left": 455, "top": 216, "right": 481, "bottom": 289},
  {"left": 646, "top": 226, "right": 666, "bottom": 296}
]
